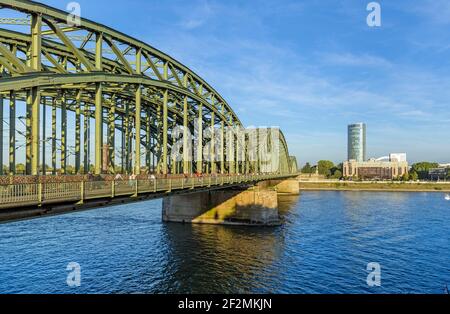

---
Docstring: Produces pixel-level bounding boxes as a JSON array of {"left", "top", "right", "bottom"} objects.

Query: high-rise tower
[{"left": 348, "top": 123, "right": 366, "bottom": 162}]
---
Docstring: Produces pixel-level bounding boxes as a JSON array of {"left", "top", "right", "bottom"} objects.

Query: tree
[
  {"left": 317, "top": 160, "right": 335, "bottom": 177},
  {"left": 66, "top": 165, "right": 76, "bottom": 175},
  {"left": 411, "top": 162, "right": 439, "bottom": 180},
  {"left": 16, "top": 163, "right": 26, "bottom": 175},
  {"left": 332, "top": 170, "right": 342, "bottom": 179},
  {"left": 301, "top": 162, "right": 313, "bottom": 174},
  {"left": 401, "top": 173, "right": 409, "bottom": 181},
  {"left": 330, "top": 163, "right": 343, "bottom": 178},
  {"left": 409, "top": 171, "right": 419, "bottom": 181}
]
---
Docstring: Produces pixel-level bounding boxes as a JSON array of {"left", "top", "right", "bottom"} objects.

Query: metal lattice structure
[{"left": 0, "top": 0, "right": 297, "bottom": 178}]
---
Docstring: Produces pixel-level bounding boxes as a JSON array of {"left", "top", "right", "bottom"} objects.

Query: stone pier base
[
  {"left": 271, "top": 179, "right": 300, "bottom": 195},
  {"left": 162, "top": 187, "right": 280, "bottom": 226}
]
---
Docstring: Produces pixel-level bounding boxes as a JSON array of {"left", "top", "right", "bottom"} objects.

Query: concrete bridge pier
[
  {"left": 162, "top": 179, "right": 299, "bottom": 226},
  {"left": 273, "top": 179, "right": 300, "bottom": 195},
  {"left": 256, "top": 179, "right": 300, "bottom": 195},
  {"left": 162, "top": 187, "right": 281, "bottom": 226}
]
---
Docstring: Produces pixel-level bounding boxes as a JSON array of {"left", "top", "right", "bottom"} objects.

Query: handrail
[{"left": 0, "top": 173, "right": 298, "bottom": 209}]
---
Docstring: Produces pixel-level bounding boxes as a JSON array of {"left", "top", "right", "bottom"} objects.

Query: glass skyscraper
[{"left": 348, "top": 123, "right": 366, "bottom": 162}]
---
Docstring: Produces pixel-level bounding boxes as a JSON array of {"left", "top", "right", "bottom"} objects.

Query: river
[{"left": 0, "top": 191, "right": 449, "bottom": 294}]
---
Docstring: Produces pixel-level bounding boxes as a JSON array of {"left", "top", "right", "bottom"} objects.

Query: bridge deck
[{"left": 0, "top": 174, "right": 294, "bottom": 211}]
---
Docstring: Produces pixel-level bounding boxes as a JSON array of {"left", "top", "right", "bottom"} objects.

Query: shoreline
[
  {"left": 298, "top": 181, "right": 450, "bottom": 193},
  {"left": 300, "top": 188, "right": 450, "bottom": 193}
]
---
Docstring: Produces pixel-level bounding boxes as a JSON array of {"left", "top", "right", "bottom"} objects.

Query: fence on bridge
[{"left": 0, "top": 173, "right": 294, "bottom": 210}]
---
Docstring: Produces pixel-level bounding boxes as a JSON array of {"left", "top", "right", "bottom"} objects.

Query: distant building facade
[
  {"left": 344, "top": 123, "right": 409, "bottom": 180},
  {"left": 344, "top": 155, "right": 409, "bottom": 180},
  {"left": 428, "top": 167, "right": 450, "bottom": 181},
  {"left": 389, "top": 153, "right": 407, "bottom": 162},
  {"left": 348, "top": 123, "right": 366, "bottom": 162}
]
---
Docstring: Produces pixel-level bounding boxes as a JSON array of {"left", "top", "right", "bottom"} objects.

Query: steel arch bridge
[{"left": 0, "top": 0, "right": 297, "bottom": 182}]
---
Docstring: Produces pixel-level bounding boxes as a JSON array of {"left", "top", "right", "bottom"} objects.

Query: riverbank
[{"left": 298, "top": 181, "right": 450, "bottom": 192}]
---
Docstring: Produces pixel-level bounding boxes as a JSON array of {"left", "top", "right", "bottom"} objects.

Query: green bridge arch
[{"left": 0, "top": 0, "right": 297, "bottom": 177}]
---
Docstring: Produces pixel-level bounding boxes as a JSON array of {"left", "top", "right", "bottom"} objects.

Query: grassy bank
[{"left": 299, "top": 181, "right": 450, "bottom": 192}]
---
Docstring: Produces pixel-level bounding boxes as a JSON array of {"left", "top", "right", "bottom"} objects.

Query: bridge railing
[{"left": 0, "top": 173, "right": 295, "bottom": 210}]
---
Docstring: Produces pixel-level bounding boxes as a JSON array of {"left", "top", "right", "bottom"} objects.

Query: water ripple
[{"left": 0, "top": 192, "right": 449, "bottom": 293}]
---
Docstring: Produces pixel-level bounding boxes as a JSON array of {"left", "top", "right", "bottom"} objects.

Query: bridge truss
[{"left": 0, "top": 0, "right": 297, "bottom": 178}]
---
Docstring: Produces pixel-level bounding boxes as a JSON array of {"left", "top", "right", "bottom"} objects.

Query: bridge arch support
[{"left": 0, "top": 0, "right": 297, "bottom": 178}]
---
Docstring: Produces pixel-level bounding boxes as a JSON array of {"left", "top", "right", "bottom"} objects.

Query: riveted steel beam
[
  {"left": 85, "top": 104, "right": 91, "bottom": 174},
  {"left": 0, "top": 43, "right": 32, "bottom": 73},
  {"left": 135, "top": 84, "right": 141, "bottom": 174},
  {"left": 94, "top": 82, "right": 102, "bottom": 174},
  {"left": 50, "top": 97, "right": 56, "bottom": 174},
  {"left": 25, "top": 90, "right": 32, "bottom": 174},
  {"left": 104, "top": 35, "right": 134, "bottom": 75},
  {"left": 95, "top": 32, "right": 103, "bottom": 71},
  {"left": 0, "top": 0, "right": 242, "bottom": 125},
  {"left": 9, "top": 91, "right": 15, "bottom": 175},
  {"left": 182, "top": 95, "right": 189, "bottom": 174},
  {"left": 220, "top": 104, "right": 225, "bottom": 174},
  {"left": 41, "top": 97, "right": 46, "bottom": 174},
  {"left": 0, "top": 95, "right": 3, "bottom": 175},
  {"left": 196, "top": 103, "right": 203, "bottom": 174},
  {"left": 75, "top": 90, "right": 82, "bottom": 173},
  {"left": 60, "top": 91, "right": 67, "bottom": 174},
  {"left": 42, "top": 18, "right": 95, "bottom": 72},
  {"left": 108, "top": 94, "right": 116, "bottom": 174},
  {"left": 134, "top": 48, "right": 141, "bottom": 174},
  {"left": 0, "top": 0, "right": 297, "bottom": 177},
  {"left": 145, "top": 107, "right": 151, "bottom": 172},
  {"left": 162, "top": 89, "right": 168, "bottom": 175},
  {"left": 30, "top": 13, "right": 41, "bottom": 72},
  {"left": 0, "top": 73, "right": 232, "bottom": 126},
  {"left": 31, "top": 86, "right": 40, "bottom": 175},
  {"left": 210, "top": 105, "right": 215, "bottom": 174}
]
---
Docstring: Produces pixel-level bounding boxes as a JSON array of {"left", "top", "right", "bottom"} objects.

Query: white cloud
[
  {"left": 140, "top": 0, "right": 450, "bottom": 163},
  {"left": 176, "top": 0, "right": 215, "bottom": 30},
  {"left": 410, "top": 0, "right": 450, "bottom": 25},
  {"left": 319, "top": 52, "right": 392, "bottom": 68}
]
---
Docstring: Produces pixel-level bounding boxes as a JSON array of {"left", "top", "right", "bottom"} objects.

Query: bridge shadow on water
[
  {"left": 149, "top": 194, "right": 300, "bottom": 294},
  {"left": 278, "top": 194, "right": 301, "bottom": 216},
  {"left": 0, "top": 192, "right": 300, "bottom": 294}
]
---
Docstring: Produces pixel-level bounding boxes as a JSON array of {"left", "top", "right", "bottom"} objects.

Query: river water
[{"left": 0, "top": 191, "right": 449, "bottom": 294}]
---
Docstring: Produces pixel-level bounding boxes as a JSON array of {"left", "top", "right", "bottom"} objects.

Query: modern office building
[
  {"left": 348, "top": 123, "right": 366, "bottom": 162},
  {"left": 344, "top": 123, "right": 409, "bottom": 180}
]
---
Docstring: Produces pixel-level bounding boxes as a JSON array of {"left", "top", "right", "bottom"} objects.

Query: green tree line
[
  {"left": 301, "top": 160, "right": 343, "bottom": 179},
  {"left": 301, "top": 160, "right": 449, "bottom": 181}
]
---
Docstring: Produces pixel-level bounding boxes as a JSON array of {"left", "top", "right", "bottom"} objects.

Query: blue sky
[{"left": 7, "top": 0, "right": 450, "bottom": 165}]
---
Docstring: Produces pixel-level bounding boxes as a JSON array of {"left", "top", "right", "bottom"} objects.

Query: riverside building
[{"left": 343, "top": 154, "right": 409, "bottom": 180}]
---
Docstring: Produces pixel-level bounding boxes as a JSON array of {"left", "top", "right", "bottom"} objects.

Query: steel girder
[{"left": 0, "top": 0, "right": 297, "bottom": 176}]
